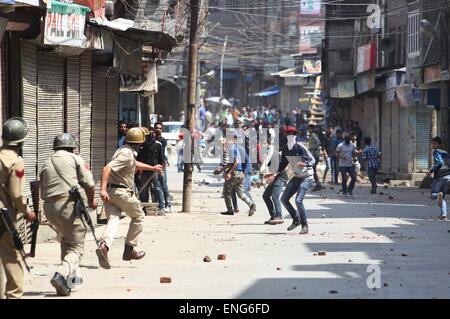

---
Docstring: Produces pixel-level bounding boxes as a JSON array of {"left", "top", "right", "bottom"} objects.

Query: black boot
[
  {"left": 123, "top": 244, "right": 146, "bottom": 261},
  {"left": 50, "top": 272, "right": 71, "bottom": 296}
]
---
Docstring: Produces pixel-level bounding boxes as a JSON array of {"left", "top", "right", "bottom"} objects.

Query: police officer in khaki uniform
[
  {"left": 40, "top": 133, "right": 97, "bottom": 296},
  {"left": 97, "top": 128, "right": 163, "bottom": 269},
  {"left": 0, "top": 117, "right": 36, "bottom": 299}
]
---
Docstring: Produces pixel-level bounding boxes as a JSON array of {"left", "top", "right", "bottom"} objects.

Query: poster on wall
[
  {"left": 299, "top": 25, "right": 324, "bottom": 55},
  {"left": 303, "top": 59, "right": 322, "bottom": 74},
  {"left": 44, "top": 1, "right": 90, "bottom": 47}
]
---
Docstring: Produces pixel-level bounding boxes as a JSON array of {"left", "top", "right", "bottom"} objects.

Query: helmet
[
  {"left": 140, "top": 127, "right": 150, "bottom": 136},
  {"left": 53, "top": 133, "right": 77, "bottom": 150},
  {"left": 126, "top": 127, "right": 146, "bottom": 144},
  {"left": 2, "top": 117, "right": 28, "bottom": 146}
]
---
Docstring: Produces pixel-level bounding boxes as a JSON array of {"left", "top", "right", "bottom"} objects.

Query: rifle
[
  {"left": 68, "top": 186, "right": 100, "bottom": 247},
  {"left": 29, "top": 181, "right": 40, "bottom": 258},
  {"left": 0, "top": 208, "right": 31, "bottom": 272}
]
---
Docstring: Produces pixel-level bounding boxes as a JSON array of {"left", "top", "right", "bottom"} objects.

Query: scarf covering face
[{"left": 287, "top": 135, "right": 296, "bottom": 150}]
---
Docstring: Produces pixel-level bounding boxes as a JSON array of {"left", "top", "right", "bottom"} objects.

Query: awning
[
  {"left": 88, "top": 17, "right": 178, "bottom": 51},
  {"left": 253, "top": 85, "right": 280, "bottom": 97}
]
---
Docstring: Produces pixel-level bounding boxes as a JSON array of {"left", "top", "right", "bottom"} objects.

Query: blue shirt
[
  {"left": 362, "top": 145, "right": 381, "bottom": 169},
  {"left": 229, "top": 144, "right": 250, "bottom": 173},
  {"left": 430, "top": 149, "right": 450, "bottom": 174},
  {"left": 118, "top": 135, "right": 126, "bottom": 148}
]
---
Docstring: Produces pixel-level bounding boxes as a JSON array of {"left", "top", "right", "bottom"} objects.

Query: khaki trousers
[
  {"left": 0, "top": 232, "right": 24, "bottom": 299},
  {"left": 101, "top": 188, "right": 145, "bottom": 248},
  {"left": 44, "top": 199, "right": 86, "bottom": 280}
]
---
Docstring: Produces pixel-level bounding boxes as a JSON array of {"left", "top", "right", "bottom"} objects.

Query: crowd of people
[{"left": 194, "top": 104, "right": 385, "bottom": 234}]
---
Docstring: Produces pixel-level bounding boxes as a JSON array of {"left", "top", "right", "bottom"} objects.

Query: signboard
[
  {"left": 424, "top": 64, "right": 442, "bottom": 83},
  {"left": 299, "top": 25, "right": 324, "bottom": 55},
  {"left": 303, "top": 60, "right": 322, "bottom": 74},
  {"left": 120, "top": 62, "right": 158, "bottom": 93},
  {"left": 356, "top": 73, "right": 375, "bottom": 94},
  {"left": 330, "top": 80, "right": 355, "bottom": 98},
  {"left": 113, "top": 36, "right": 142, "bottom": 75},
  {"left": 44, "top": 1, "right": 90, "bottom": 48},
  {"left": 300, "top": 0, "right": 321, "bottom": 15},
  {"left": 356, "top": 42, "right": 376, "bottom": 74}
]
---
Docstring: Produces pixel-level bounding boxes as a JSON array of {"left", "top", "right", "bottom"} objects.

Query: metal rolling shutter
[
  {"left": 1, "top": 41, "right": 7, "bottom": 126},
  {"left": 66, "top": 56, "right": 81, "bottom": 153},
  {"left": 80, "top": 52, "right": 92, "bottom": 164},
  {"left": 21, "top": 41, "right": 38, "bottom": 197},
  {"left": 106, "top": 75, "right": 119, "bottom": 160},
  {"left": 37, "top": 52, "right": 64, "bottom": 175},
  {"left": 91, "top": 67, "right": 107, "bottom": 188}
]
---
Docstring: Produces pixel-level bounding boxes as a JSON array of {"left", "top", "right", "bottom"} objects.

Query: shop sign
[
  {"left": 356, "top": 42, "right": 376, "bottom": 74},
  {"left": 303, "top": 59, "right": 322, "bottom": 74},
  {"left": 44, "top": 1, "right": 90, "bottom": 48},
  {"left": 424, "top": 64, "right": 442, "bottom": 83},
  {"left": 330, "top": 80, "right": 355, "bottom": 98},
  {"left": 356, "top": 72, "right": 375, "bottom": 94},
  {"left": 120, "top": 62, "right": 158, "bottom": 93},
  {"left": 300, "top": 0, "right": 321, "bottom": 15}
]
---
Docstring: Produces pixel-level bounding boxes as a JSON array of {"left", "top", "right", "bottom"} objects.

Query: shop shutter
[
  {"left": 37, "top": 52, "right": 64, "bottom": 174},
  {"left": 91, "top": 67, "right": 107, "bottom": 186},
  {"left": 66, "top": 56, "right": 81, "bottom": 153},
  {"left": 106, "top": 75, "right": 119, "bottom": 160},
  {"left": 80, "top": 52, "right": 92, "bottom": 164},
  {"left": 1, "top": 41, "right": 7, "bottom": 126},
  {"left": 415, "top": 106, "right": 432, "bottom": 171},
  {"left": 21, "top": 41, "right": 38, "bottom": 197}
]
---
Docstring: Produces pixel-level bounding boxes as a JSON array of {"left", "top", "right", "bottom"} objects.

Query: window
[{"left": 407, "top": 1, "right": 421, "bottom": 58}]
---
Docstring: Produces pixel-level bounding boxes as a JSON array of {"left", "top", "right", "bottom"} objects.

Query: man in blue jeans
[
  {"left": 266, "top": 126, "right": 316, "bottom": 234},
  {"left": 330, "top": 129, "right": 344, "bottom": 184},
  {"left": 428, "top": 136, "right": 450, "bottom": 221},
  {"left": 362, "top": 137, "right": 381, "bottom": 194},
  {"left": 336, "top": 134, "right": 356, "bottom": 196}
]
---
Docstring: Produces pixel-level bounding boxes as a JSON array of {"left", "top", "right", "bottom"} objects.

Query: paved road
[{"left": 22, "top": 158, "right": 450, "bottom": 299}]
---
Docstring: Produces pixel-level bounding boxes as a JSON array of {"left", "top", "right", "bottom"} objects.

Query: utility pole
[
  {"left": 441, "top": 7, "right": 450, "bottom": 147},
  {"left": 182, "top": 0, "right": 200, "bottom": 213},
  {"left": 219, "top": 35, "right": 228, "bottom": 100}
]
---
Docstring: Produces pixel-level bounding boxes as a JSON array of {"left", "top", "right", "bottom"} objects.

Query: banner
[
  {"left": 356, "top": 42, "right": 376, "bottom": 74},
  {"left": 44, "top": 0, "right": 90, "bottom": 48},
  {"left": 120, "top": 62, "right": 158, "bottom": 93}
]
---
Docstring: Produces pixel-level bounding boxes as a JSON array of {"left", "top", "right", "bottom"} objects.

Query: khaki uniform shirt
[
  {"left": 40, "top": 150, "right": 95, "bottom": 200},
  {"left": 0, "top": 148, "right": 29, "bottom": 220},
  {"left": 107, "top": 145, "right": 137, "bottom": 189}
]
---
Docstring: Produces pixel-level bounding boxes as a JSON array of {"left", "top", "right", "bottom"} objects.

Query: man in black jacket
[
  {"left": 137, "top": 128, "right": 165, "bottom": 214},
  {"left": 264, "top": 126, "right": 316, "bottom": 234}
]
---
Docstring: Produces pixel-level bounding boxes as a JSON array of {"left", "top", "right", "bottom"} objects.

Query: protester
[
  {"left": 362, "top": 137, "right": 381, "bottom": 194},
  {"left": 336, "top": 134, "right": 357, "bottom": 196},
  {"left": 261, "top": 132, "right": 287, "bottom": 225},
  {"left": 330, "top": 129, "right": 344, "bottom": 184},
  {"left": 428, "top": 136, "right": 450, "bottom": 221},
  {"left": 215, "top": 135, "right": 256, "bottom": 216},
  {"left": 307, "top": 124, "right": 323, "bottom": 191},
  {"left": 322, "top": 127, "right": 334, "bottom": 184}
]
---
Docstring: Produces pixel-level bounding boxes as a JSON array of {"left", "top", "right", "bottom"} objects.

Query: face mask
[{"left": 287, "top": 135, "right": 296, "bottom": 150}]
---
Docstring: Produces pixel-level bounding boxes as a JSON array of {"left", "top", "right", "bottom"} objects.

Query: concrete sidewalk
[{"left": 22, "top": 159, "right": 450, "bottom": 299}]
